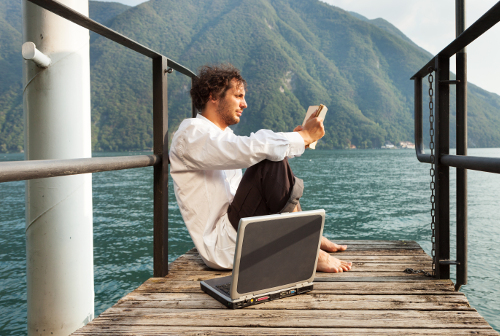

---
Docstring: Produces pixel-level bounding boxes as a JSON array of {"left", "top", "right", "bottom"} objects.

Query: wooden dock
[{"left": 72, "top": 240, "right": 498, "bottom": 335}]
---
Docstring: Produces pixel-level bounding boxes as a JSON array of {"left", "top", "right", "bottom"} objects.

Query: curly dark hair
[{"left": 190, "top": 64, "right": 247, "bottom": 112}]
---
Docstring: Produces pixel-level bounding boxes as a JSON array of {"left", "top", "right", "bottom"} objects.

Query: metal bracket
[
  {"left": 22, "top": 42, "right": 51, "bottom": 68},
  {"left": 439, "top": 259, "right": 460, "bottom": 265}
]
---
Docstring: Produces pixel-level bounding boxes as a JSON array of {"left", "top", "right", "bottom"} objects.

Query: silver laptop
[{"left": 200, "top": 209, "right": 325, "bottom": 309}]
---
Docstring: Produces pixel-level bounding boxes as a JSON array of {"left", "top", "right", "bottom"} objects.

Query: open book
[{"left": 302, "top": 104, "right": 328, "bottom": 149}]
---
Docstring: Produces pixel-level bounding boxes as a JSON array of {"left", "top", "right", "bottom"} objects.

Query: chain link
[
  {"left": 428, "top": 67, "right": 436, "bottom": 277},
  {"left": 404, "top": 268, "right": 433, "bottom": 277}
]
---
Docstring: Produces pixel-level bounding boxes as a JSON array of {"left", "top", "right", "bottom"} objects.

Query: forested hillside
[{"left": 1, "top": 0, "right": 500, "bottom": 152}]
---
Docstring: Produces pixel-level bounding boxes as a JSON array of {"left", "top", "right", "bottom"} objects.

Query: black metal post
[
  {"left": 153, "top": 56, "right": 169, "bottom": 277},
  {"left": 456, "top": 0, "right": 468, "bottom": 290},
  {"left": 191, "top": 77, "right": 197, "bottom": 118},
  {"left": 435, "top": 55, "right": 450, "bottom": 279},
  {"left": 414, "top": 76, "right": 422, "bottom": 152},
  {"left": 414, "top": 76, "right": 432, "bottom": 163}
]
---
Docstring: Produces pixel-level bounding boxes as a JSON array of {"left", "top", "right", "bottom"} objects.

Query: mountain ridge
[{"left": 1, "top": 0, "right": 500, "bottom": 152}]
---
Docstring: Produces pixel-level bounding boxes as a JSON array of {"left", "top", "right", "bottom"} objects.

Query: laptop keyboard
[{"left": 216, "top": 283, "right": 231, "bottom": 295}]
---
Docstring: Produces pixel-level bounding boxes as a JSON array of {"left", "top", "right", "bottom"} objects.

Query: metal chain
[
  {"left": 404, "top": 268, "right": 433, "bottom": 277},
  {"left": 403, "top": 69, "right": 436, "bottom": 278},
  {"left": 428, "top": 67, "right": 436, "bottom": 277}
]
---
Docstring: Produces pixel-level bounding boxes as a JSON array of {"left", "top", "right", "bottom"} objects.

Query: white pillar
[{"left": 22, "top": 1, "right": 94, "bottom": 335}]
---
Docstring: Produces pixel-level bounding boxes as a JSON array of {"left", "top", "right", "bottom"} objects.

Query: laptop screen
[{"left": 236, "top": 214, "right": 323, "bottom": 294}]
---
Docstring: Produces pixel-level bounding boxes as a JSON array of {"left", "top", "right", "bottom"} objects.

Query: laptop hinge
[
  {"left": 241, "top": 294, "right": 254, "bottom": 301},
  {"left": 297, "top": 282, "right": 311, "bottom": 288}
]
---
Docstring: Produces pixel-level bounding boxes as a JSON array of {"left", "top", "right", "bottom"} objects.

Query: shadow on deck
[{"left": 72, "top": 240, "right": 498, "bottom": 335}]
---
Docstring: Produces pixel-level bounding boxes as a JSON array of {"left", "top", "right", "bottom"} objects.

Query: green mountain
[
  {"left": 0, "top": 0, "right": 23, "bottom": 152},
  {"left": 89, "top": 1, "right": 130, "bottom": 26},
  {"left": 348, "top": 11, "right": 428, "bottom": 54},
  {"left": 2, "top": 0, "right": 500, "bottom": 152}
]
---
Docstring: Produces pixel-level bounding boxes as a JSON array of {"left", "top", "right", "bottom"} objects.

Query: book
[{"left": 302, "top": 104, "right": 328, "bottom": 149}]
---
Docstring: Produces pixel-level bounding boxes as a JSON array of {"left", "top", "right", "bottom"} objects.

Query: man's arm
[{"left": 170, "top": 121, "right": 305, "bottom": 172}]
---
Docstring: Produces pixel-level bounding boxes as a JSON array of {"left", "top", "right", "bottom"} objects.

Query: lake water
[{"left": 1, "top": 148, "right": 500, "bottom": 334}]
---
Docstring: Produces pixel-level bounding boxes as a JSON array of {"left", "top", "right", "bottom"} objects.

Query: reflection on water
[{"left": 0, "top": 149, "right": 499, "bottom": 334}]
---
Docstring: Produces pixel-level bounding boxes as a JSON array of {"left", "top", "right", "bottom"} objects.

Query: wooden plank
[
  {"left": 89, "top": 309, "right": 492, "bottom": 329},
  {"left": 175, "top": 253, "right": 433, "bottom": 262},
  {"left": 116, "top": 292, "right": 473, "bottom": 311},
  {"left": 333, "top": 255, "right": 432, "bottom": 262},
  {"left": 158, "top": 272, "right": 432, "bottom": 283},
  {"left": 168, "top": 261, "right": 432, "bottom": 273},
  {"left": 327, "top": 240, "right": 421, "bottom": 245},
  {"left": 167, "top": 251, "right": 432, "bottom": 273},
  {"left": 171, "top": 246, "right": 429, "bottom": 270},
  {"left": 314, "top": 276, "right": 434, "bottom": 282},
  {"left": 72, "top": 326, "right": 498, "bottom": 335},
  {"left": 183, "top": 240, "right": 422, "bottom": 249},
  {"left": 135, "top": 279, "right": 457, "bottom": 294},
  {"left": 169, "top": 253, "right": 431, "bottom": 268},
  {"left": 332, "top": 249, "right": 427, "bottom": 255}
]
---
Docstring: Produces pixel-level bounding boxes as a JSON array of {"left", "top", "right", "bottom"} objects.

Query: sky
[{"left": 98, "top": 0, "right": 500, "bottom": 96}]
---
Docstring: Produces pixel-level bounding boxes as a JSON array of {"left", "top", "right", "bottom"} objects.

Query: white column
[{"left": 22, "top": 0, "right": 94, "bottom": 335}]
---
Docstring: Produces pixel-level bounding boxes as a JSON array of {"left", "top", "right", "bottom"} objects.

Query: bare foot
[
  {"left": 320, "top": 236, "right": 347, "bottom": 252},
  {"left": 316, "top": 250, "right": 352, "bottom": 273}
]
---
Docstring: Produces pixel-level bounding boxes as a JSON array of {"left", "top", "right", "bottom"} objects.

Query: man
[{"left": 169, "top": 64, "right": 351, "bottom": 273}]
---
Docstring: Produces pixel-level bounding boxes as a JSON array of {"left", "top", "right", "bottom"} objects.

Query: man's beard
[{"left": 216, "top": 97, "right": 239, "bottom": 126}]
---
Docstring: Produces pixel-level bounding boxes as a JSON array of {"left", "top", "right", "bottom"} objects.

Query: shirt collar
[{"left": 196, "top": 114, "right": 234, "bottom": 133}]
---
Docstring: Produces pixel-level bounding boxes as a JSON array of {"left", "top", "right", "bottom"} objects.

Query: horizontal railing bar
[
  {"left": 417, "top": 154, "right": 432, "bottom": 163},
  {"left": 411, "top": 1, "right": 500, "bottom": 79},
  {"left": 167, "top": 59, "right": 196, "bottom": 78},
  {"left": 0, "top": 155, "right": 160, "bottom": 183},
  {"left": 441, "top": 154, "right": 500, "bottom": 174},
  {"left": 27, "top": 0, "right": 196, "bottom": 78}
]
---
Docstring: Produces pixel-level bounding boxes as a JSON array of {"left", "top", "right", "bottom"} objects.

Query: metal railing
[
  {"left": 0, "top": 0, "right": 197, "bottom": 277},
  {"left": 411, "top": 1, "right": 500, "bottom": 289}
]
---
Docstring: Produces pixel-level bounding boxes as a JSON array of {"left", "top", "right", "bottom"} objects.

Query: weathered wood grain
[
  {"left": 168, "top": 257, "right": 433, "bottom": 272},
  {"left": 135, "top": 278, "right": 458, "bottom": 294},
  {"left": 116, "top": 292, "right": 473, "bottom": 311},
  {"left": 88, "top": 308, "right": 491, "bottom": 329},
  {"left": 70, "top": 241, "right": 498, "bottom": 336},
  {"left": 175, "top": 253, "right": 433, "bottom": 262},
  {"left": 72, "top": 326, "right": 498, "bottom": 335},
  {"left": 155, "top": 271, "right": 432, "bottom": 284}
]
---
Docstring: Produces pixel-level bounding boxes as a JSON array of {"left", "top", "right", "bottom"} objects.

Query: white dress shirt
[{"left": 169, "top": 114, "right": 305, "bottom": 269}]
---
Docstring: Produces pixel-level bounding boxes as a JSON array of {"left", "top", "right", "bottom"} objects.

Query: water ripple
[{"left": 1, "top": 149, "right": 499, "bottom": 333}]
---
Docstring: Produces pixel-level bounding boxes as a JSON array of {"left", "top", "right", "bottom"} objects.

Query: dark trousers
[{"left": 227, "top": 158, "right": 304, "bottom": 231}]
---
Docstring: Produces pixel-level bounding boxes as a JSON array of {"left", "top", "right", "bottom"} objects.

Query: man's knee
[
  {"left": 244, "top": 158, "right": 290, "bottom": 177},
  {"left": 244, "top": 158, "right": 303, "bottom": 213},
  {"left": 229, "top": 158, "right": 304, "bottom": 230}
]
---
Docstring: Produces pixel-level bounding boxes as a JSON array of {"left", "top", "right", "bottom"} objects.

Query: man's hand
[{"left": 295, "top": 114, "right": 325, "bottom": 147}]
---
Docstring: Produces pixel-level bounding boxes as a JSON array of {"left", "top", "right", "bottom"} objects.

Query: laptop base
[{"left": 201, "top": 280, "right": 314, "bottom": 309}]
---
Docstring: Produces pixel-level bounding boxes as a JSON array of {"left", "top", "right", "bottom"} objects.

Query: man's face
[{"left": 216, "top": 80, "right": 247, "bottom": 127}]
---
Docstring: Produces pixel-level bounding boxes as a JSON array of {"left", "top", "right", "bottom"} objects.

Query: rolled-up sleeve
[{"left": 281, "top": 131, "right": 307, "bottom": 159}]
